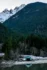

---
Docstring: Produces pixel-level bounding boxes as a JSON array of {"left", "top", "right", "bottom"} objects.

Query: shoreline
[{"left": 1, "top": 56, "right": 47, "bottom": 68}]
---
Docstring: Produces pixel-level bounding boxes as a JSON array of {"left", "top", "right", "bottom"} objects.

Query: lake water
[{"left": 0, "top": 64, "right": 47, "bottom": 70}]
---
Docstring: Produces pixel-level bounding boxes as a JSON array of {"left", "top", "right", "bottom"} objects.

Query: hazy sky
[{"left": 0, "top": 0, "right": 47, "bottom": 12}]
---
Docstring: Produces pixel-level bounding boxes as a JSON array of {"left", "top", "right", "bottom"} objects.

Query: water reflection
[{"left": 0, "top": 64, "right": 47, "bottom": 70}]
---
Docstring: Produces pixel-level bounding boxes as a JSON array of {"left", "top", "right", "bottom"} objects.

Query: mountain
[
  {"left": 0, "top": 4, "right": 25, "bottom": 23},
  {"left": 3, "top": 2, "right": 47, "bottom": 37}
]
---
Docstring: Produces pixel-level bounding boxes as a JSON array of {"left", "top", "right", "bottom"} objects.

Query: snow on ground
[
  {"left": 20, "top": 55, "right": 47, "bottom": 60},
  {"left": 0, "top": 53, "right": 5, "bottom": 57}
]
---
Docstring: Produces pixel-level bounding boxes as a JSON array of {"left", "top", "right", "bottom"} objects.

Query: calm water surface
[{"left": 0, "top": 64, "right": 47, "bottom": 70}]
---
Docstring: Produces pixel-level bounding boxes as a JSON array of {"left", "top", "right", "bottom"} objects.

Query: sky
[{"left": 0, "top": 0, "right": 47, "bottom": 12}]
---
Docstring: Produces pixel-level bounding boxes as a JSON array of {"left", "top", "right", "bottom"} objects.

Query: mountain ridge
[{"left": 3, "top": 2, "right": 47, "bottom": 37}]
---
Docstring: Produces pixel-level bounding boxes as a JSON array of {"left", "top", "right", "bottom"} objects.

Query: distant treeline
[
  {"left": 26, "top": 34, "right": 47, "bottom": 49},
  {"left": 1, "top": 34, "right": 47, "bottom": 59}
]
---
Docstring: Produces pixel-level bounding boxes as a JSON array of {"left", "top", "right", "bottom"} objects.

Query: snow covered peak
[
  {"left": 0, "top": 9, "right": 12, "bottom": 23},
  {"left": 3, "top": 9, "right": 9, "bottom": 13},
  {"left": 13, "top": 4, "right": 25, "bottom": 15},
  {"left": 19, "top": 4, "right": 25, "bottom": 9},
  {"left": 0, "top": 4, "right": 25, "bottom": 23},
  {"left": 14, "top": 7, "right": 19, "bottom": 11}
]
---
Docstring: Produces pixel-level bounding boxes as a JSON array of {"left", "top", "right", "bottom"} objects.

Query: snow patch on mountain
[{"left": 0, "top": 4, "right": 25, "bottom": 23}]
